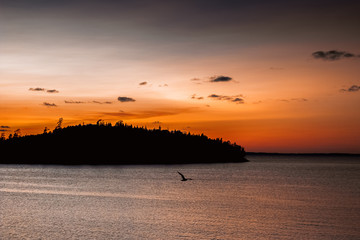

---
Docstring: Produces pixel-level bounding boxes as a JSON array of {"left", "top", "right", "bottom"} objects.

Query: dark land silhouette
[{"left": 0, "top": 120, "right": 247, "bottom": 165}]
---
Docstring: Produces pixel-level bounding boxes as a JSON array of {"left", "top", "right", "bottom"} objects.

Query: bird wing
[{"left": 177, "top": 171, "right": 186, "bottom": 180}]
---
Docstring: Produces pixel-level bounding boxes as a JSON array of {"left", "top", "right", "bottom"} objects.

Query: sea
[{"left": 1, "top": 155, "right": 359, "bottom": 240}]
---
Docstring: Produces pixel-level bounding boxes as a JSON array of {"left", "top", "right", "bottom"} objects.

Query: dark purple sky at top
[
  {"left": 1, "top": 0, "right": 359, "bottom": 63},
  {"left": 1, "top": 0, "right": 359, "bottom": 43}
]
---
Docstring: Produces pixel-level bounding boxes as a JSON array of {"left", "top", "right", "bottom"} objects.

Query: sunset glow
[{"left": 1, "top": 0, "right": 359, "bottom": 153}]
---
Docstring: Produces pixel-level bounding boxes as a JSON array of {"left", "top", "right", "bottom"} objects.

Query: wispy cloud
[
  {"left": 191, "top": 94, "right": 204, "bottom": 100},
  {"left": 117, "top": 97, "right": 136, "bottom": 102},
  {"left": 43, "top": 102, "right": 57, "bottom": 107},
  {"left": 29, "top": 87, "right": 59, "bottom": 93},
  {"left": 191, "top": 75, "right": 235, "bottom": 84},
  {"left": 46, "top": 89, "right": 59, "bottom": 93},
  {"left": 139, "top": 81, "right": 147, "bottom": 86},
  {"left": 340, "top": 85, "right": 360, "bottom": 92},
  {"left": 29, "top": 87, "right": 45, "bottom": 92},
  {"left": 0, "top": 126, "right": 10, "bottom": 132},
  {"left": 92, "top": 101, "right": 113, "bottom": 104},
  {"left": 278, "top": 98, "right": 308, "bottom": 103},
  {"left": 190, "top": 78, "right": 202, "bottom": 85},
  {"left": 101, "top": 107, "right": 195, "bottom": 119},
  {"left": 209, "top": 75, "right": 233, "bottom": 83},
  {"left": 65, "top": 100, "right": 113, "bottom": 104},
  {"left": 65, "top": 100, "right": 85, "bottom": 104},
  {"left": 312, "top": 50, "right": 359, "bottom": 61},
  {"left": 208, "top": 94, "right": 244, "bottom": 104}
]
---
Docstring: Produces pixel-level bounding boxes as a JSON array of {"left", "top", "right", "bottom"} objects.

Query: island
[{"left": 0, "top": 121, "right": 247, "bottom": 165}]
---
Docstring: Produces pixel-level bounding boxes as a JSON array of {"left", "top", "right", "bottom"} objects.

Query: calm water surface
[{"left": 1, "top": 155, "right": 359, "bottom": 239}]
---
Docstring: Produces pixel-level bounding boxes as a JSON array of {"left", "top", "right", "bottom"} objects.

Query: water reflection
[{"left": 1, "top": 156, "right": 359, "bottom": 239}]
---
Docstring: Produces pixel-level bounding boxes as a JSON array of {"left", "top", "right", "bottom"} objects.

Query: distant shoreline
[{"left": 247, "top": 152, "right": 360, "bottom": 157}]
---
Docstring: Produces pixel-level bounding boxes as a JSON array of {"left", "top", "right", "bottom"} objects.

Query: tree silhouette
[
  {"left": 0, "top": 133, "right": 5, "bottom": 141},
  {"left": 13, "top": 129, "right": 21, "bottom": 138},
  {"left": 0, "top": 121, "right": 247, "bottom": 165},
  {"left": 96, "top": 119, "right": 104, "bottom": 126},
  {"left": 55, "top": 118, "right": 63, "bottom": 130}
]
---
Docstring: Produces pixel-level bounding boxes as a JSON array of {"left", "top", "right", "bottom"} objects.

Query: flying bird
[{"left": 177, "top": 171, "right": 192, "bottom": 181}]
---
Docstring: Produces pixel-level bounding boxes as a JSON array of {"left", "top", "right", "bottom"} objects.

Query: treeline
[{"left": 0, "top": 120, "right": 247, "bottom": 165}]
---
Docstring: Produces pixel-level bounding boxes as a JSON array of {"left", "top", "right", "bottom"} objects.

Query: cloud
[
  {"left": 65, "top": 100, "right": 85, "bottom": 104},
  {"left": 191, "top": 94, "right": 204, "bottom": 100},
  {"left": 232, "top": 97, "right": 245, "bottom": 103},
  {"left": 29, "top": 87, "right": 59, "bottom": 93},
  {"left": 92, "top": 101, "right": 113, "bottom": 104},
  {"left": 101, "top": 107, "right": 195, "bottom": 119},
  {"left": 117, "top": 97, "right": 136, "bottom": 102},
  {"left": 208, "top": 94, "right": 244, "bottom": 104},
  {"left": 209, "top": 75, "right": 233, "bottom": 83},
  {"left": 139, "top": 81, "right": 147, "bottom": 86},
  {"left": 191, "top": 76, "right": 235, "bottom": 84},
  {"left": 43, "top": 102, "right": 57, "bottom": 107},
  {"left": 190, "top": 78, "right": 203, "bottom": 85},
  {"left": 29, "top": 87, "right": 45, "bottom": 91},
  {"left": 278, "top": 98, "right": 308, "bottom": 103},
  {"left": 348, "top": 85, "right": 360, "bottom": 92},
  {"left": 46, "top": 89, "right": 59, "bottom": 93},
  {"left": 312, "top": 50, "right": 358, "bottom": 61},
  {"left": 0, "top": 126, "right": 10, "bottom": 132},
  {"left": 65, "top": 100, "right": 113, "bottom": 104},
  {"left": 340, "top": 85, "right": 360, "bottom": 92},
  {"left": 208, "top": 94, "right": 222, "bottom": 99},
  {"left": 292, "top": 98, "right": 308, "bottom": 102}
]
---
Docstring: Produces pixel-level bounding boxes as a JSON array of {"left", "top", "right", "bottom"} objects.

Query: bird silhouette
[{"left": 177, "top": 171, "right": 192, "bottom": 181}]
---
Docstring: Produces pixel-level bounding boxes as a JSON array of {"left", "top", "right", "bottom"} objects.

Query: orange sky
[{"left": 1, "top": 0, "right": 359, "bottom": 153}]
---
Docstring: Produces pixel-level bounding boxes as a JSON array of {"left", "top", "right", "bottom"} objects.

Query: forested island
[{"left": 0, "top": 120, "right": 247, "bottom": 165}]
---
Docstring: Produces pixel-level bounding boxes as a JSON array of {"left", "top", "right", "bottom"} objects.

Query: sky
[{"left": 1, "top": 0, "right": 359, "bottom": 153}]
